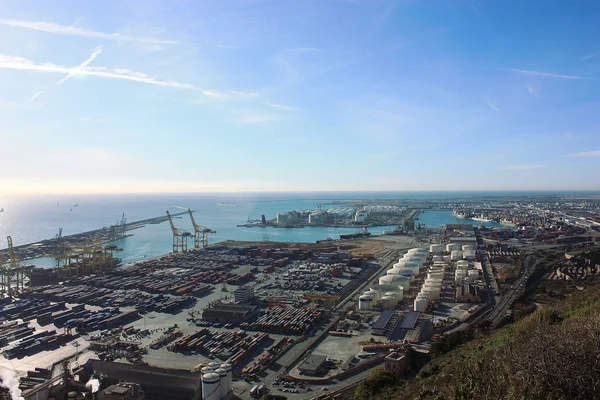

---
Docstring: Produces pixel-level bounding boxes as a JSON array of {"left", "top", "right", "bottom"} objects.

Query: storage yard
[{"left": 0, "top": 224, "right": 498, "bottom": 399}]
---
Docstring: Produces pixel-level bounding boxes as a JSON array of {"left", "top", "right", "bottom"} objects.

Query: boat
[
  {"left": 339, "top": 231, "right": 371, "bottom": 240},
  {"left": 452, "top": 209, "right": 473, "bottom": 219},
  {"left": 471, "top": 217, "right": 493, "bottom": 223}
]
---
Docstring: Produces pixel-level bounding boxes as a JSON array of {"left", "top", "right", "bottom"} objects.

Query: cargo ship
[{"left": 339, "top": 231, "right": 371, "bottom": 240}]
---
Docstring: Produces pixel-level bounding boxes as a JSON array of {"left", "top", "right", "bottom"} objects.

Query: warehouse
[
  {"left": 80, "top": 360, "right": 201, "bottom": 400},
  {"left": 202, "top": 303, "right": 258, "bottom": 325},
  {"left": 298, "top": 354, "right": 328, "bottom": 376}
]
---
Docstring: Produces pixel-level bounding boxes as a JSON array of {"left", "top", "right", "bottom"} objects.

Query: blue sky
[{"left": 0, "top": 0, "right": 599, "bottom": 194}]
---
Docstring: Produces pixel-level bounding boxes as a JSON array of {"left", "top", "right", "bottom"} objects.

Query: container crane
[
  {"left": 186, "top": 208, "right": 216, "bottom": 248},
  {"left": 167, "top": 210, "right": 191, "bottom": 253},
  {"left": 1, "top": 236, "right": 31, "bottom": 295}
]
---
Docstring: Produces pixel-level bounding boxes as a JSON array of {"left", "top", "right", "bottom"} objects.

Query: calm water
[
  {"left": 1, "top": 191, "right": 596, "bottom": 266},
  {"left": 417, "top": 210, "right": 502, "bottom": 228}
]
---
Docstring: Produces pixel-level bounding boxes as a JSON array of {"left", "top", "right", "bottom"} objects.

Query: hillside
[{"left": 358, "top": 279, "right": 600, "bottom": 400}]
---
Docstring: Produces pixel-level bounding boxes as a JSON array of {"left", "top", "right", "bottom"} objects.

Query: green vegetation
[
  {"left": 387, "top": 281, "right": 600, "bottom": 400},
  {"left": 354, "top": 367, "right": 400, "bottom": 400}
]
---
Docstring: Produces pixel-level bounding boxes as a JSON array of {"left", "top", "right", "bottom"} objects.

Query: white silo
[
  {"left": 446, "top": 243, "right": 461, "bottom": 252},
  {"left": 408, "top": 248, "right": 428, "bottom": 256},
  {"left": 364, "top": 290, "right": 379, "bottom": 300},
  {"left": 414, "top": 298, "right": 428, "bottom": 312},
  {"left": 359, "top": 294, "right": 374, "bottom": 311},
  {"left": 371, "top": 284, "right": 403, "bottom": 294},
  {"left": 423, "top": 287, "right": 440, "bottom": 300},
  {"left": 208, "top": 362, "right": 220, "bottom": 369},
  {"left": 202, "top": 373, "right": 221, "bottom": 400},
  {"left": 201, "top": 367, "right": 214, "bottom": 375},
  {"left": 387, "top": 267, "right": 403, "bottom": 275},
  {"left": 394, "top": 268, "right": 416, "bottom": 281},
  {"left": 379, "top": 275, "right": 410, "bottom": 291},
  {"left": 462, "top": 245, "right": 476, "bottom": 252},
  {"left": 451, "top": 250, "right": 463, "bottom": 261},
  {"left": 380, "top": 295, "right": 395, "bottom": 310},
  {"left": 430, "top": 244, "right": 444, "bottom": 254},
  {"left": 215, "top": 368, "right": 228, "bottom": 399},
  {"left": 220, "top": 363, "right": 232, "bottom": 395},
  {"left": 384, "top": 292, "right": 400, "bottom": 306}
]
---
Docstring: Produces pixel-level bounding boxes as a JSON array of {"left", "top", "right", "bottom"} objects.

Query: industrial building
[
  {"left": 100, "top": 382, "right": 145, "bottom": 400},
  {"left": 298, "top": 354, "right": 328, "bottom": 376},
  {"left": 276, "top": 211, "right": 299, "bottom": 225},
  {"left": 234, "top": 286, "right": 255, "bottom": 303},
  {"left": 308, "top": 211, "right": 328, "bottom": 225},
  {"left": 80, "top": 360, "right": 202, "bottom": 400},
  {"left": 202, "top": 303, "right": 258, "bottom": 325},
  {"left": 384, "top": 351, "right": 410, "bottom": 377}
]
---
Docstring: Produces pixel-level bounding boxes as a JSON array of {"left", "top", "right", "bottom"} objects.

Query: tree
[{"left": 354, "top": 368, "right": 398, "bottom": 400}]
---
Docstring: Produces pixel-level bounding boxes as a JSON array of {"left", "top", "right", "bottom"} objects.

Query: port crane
[
  {"left": 167, "top": 210, "right": 191, "bottom": 253},
  {"left": 303, "top": 292, "right": 340, "bottom": 309},
  {"left": 186, "top": 208, "right": 216, "bottom": 248},
  {"left": 1, "top": 236, "right": 32, "bottom": 295}
]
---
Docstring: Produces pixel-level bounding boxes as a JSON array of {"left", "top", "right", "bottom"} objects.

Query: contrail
[{"left": 56, "top": 46, "right": 102, "bottom": 85}]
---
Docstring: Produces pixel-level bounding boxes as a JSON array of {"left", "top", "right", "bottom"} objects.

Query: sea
[{"left": 0, "top": 191, "right": 597, "bottom": 267}]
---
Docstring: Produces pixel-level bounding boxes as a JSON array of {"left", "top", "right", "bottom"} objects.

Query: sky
[{"left": 0, "top": 0, "right": 599, "bottom": 194}]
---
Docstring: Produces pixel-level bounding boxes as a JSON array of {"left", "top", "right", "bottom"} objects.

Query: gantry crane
[
  {"left": 186, "top": 208, "right": 216, "bottom": 248},
  {"left": 1, "top": 236, "right": 32, "bottom": 295},
  {"left": 167, "top": 210, "right": 191, "bottom": 253},
  {"left": 303, "top": 292, "right": 340, "bottom": 309}
]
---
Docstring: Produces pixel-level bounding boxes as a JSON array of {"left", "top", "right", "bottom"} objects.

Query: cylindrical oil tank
[
  {"left": 414, "top": 298, "right": 428, "bottom": 312},
  {"left": 380, "top": 295, "right": 395, "bottom": 310},
  {"left": 404, "top": 253, "right": 426, "bottom": 261},
  {"left": 427, "top": 273, "right": 444, "bottom": 281},
  {"left": 359, "top": 295, "right": 374, "bottom": 311},
  {"left": 468, "top": 270, "right": 480, "bottom": 277},
  {"left": 384, "top": 292, "right": 400, "bottom": 306},
  {"left": 364, "top": 290, "right": 379, "bottom": 300},
  {"left": 215, "top": 368, "right": 228, "bottom": 399},
  {"left": 387, "top": 267, "right": 403, "bottom": 275},
  {"left": 462, "top": 245, "right": 476, "bottom": 252},
  {"left": 443, "top": 255, "right": 452, "bottom": 263},
  {"left": 408, "top": 248, "right": 428, "bottom": 255},
  {"left": 371, "top": 284, "right": 403, "bottom": 293},
  {"left": 423, "top": 287, "right": 440, "bottom": 300},
  {"left": 208, "top": 362, "right": 220, "bottom": 369},
  {"left": 379, "top": 275, "right": 410, "bottom": 291},
  {"left": 446, "top": 243, "right": 461, "bottom": 252},
  {"left": 202, "top": 373, "right": 221, "bottom": 400},
  {"left": 463, "top": 252, "right": 476, "bottom": 261},
  {"left": 201, "top": 367, "right": 214, "bottom": 375},
  {"left": 430, "top": 244, "right": 444, "bottom": 254},
  {"left": 451, "top": 250, "right": 463, "bottom": 261},
  {"left": 432, "top": 255, "right": 443, "bottom": 263},
  {"left": 457, "top": 260, "right": 469, "bottom": 268},
  {"left": 220, "top": 363, "right": 232, "bottom": 394}
]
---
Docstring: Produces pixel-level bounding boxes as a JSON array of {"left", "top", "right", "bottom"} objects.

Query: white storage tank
[
  {"left": 463, "top": 251, "right": 476, "bottom": 261},
  {"left": 446, "top": 243, "right": 461, "bottom": 252},
  {"left": 408, "top": 247, "right": 428, "bottom": 255},
  {"left": 384, "top": 292, "right": 400, "bottom": 306},
  {"left": 462, "top": 245, "right": 476, "bottom": 252},
  {"left": 414, "top": 298, "right": 428, "bottom": 312},
  {"left": 220, "top": 363, "right": 232, "bottom": 395},
  {"left": 399, "top": 260, "right": 421, "bottom": 269},
  {"left": 432, "top": 255, "right": 443, "bottom": 263},
  {"left": 379, "top": 275, "right": 410, "bottom": 291},
  {"left": 371, "top": 284, "right": 403, "bottom": 293},
  {"left": 364, "top": 290, "right": 379, "bottom": 300},
  {"left": 423, "top": 287, "right": 440, "bottom": 300},
  {"left": 468, "top": 270, "right": 480, "bottom": 278},
  {"left": 451, "top": 250, "right": 463, "bottom": 261},
  {"left": 359, "top": 295, "right": 374, "bottom": 311},
  {"left": 395, "top": 268, "right": 417, "bottom": 280},
  {"left": 430, "top": 244, "right": 444, "bottom": 254},
  {"left": 443, "top": 255, "right": 452, "bottom": 263},
  {"left": 202, "top": 373, "right": 221, "bottom": 400},
  {"left": 208, "top": 362, "right": 220, "bottom": 369},
  {"left": 201, "top": 367, "right": 214, "bottom": 375},
  {"left": 215, "top": 368, "right": 228, "bottom": 399},
  {"left": 457, "top": 260, "right": 469, "bottom": 268},
  {"left": 380, "top": 295, "right": 395, "bottom": 310},
  {"left": 428, "top": 273, "right": 444, "bottom": 280}
]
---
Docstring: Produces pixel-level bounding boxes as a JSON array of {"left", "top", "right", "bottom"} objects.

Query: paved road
[{"left": 476, "top": 230, "right": 497, "bottom": 308}]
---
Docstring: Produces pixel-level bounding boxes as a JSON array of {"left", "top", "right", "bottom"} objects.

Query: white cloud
[
  {"left": 0, "top": 52, "right": 207, "bottom": 92},
  {"left": 267, "top": 103, "right": 297, "bottom": 111},
  {"left": 56, "top": 47, "right": 102, "bottom": 86},
  {"left": 29, "top": 91, "right": 43, "bottom": 101},
  {"left": 527, "top": 85, "right": 542, "bottom": 99},
  {"left": 485, "top": 99, "right": 500, "bottom": 112},
  {"left": 566, "top": 150, "right": 600, "bottom": 157},
  {"left": 499, "top": 164, "right": 546, "bottom": 171},
  {"left": 509, "top": 68, "right": 593, "bottom": 80},
  {"left": 581, "top": 54, "right": 597, "bottom": 61},
  {"left": 0, "top": 18, "right": 178, "bottom": 45}
]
